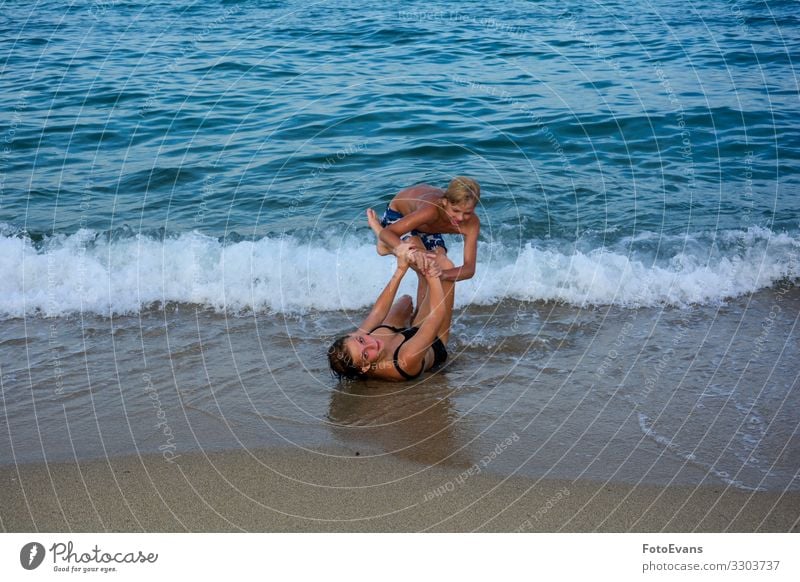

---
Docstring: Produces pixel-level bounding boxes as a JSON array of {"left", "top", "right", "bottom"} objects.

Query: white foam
[{"left": 0, "top": 227, "right": 797, "bottom": 318}]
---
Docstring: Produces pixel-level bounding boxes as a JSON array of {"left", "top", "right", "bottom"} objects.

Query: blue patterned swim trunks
[{"left": 380, "top": 207, "right": 447, "bottom": 252}]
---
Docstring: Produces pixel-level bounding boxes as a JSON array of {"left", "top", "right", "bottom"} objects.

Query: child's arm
[
  {"left": 441, "top": 218, "right": 480, "bottom": 282},
  {"left": 379, "top": 205, "right": 439, "bottom": 255},
  {"left": 396, "top": 265, "right": 445, "bottom": 372},
  {"left": 357, "top": 249, "right": 412, "bottom": 333}
]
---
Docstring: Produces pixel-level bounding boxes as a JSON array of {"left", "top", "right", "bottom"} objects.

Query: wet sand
[
  {"left": 2, "top": 448, "right": 797, "bottom": 532},
  {"left": 4, "top": 289, "right": 799, "bottom": 494}
]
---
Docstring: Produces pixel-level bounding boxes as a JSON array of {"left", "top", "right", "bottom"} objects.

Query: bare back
[
  {"left": 388, "top": 184, "right": 477, "bottom": 235},
  {"left": 389, "top": 184, "right": 443, "bottom": 216}
]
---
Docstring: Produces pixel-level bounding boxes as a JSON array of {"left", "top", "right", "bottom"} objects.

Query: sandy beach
[{"left": 2, "top": 448, "right": 797, "bottom": 533}]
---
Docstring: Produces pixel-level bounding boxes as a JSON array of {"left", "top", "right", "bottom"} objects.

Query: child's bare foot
[
  {"left": 366, "top": 208, "right": 382, "bottom": 236},
  {"left": 367, "top": 208, "right": 392, "bottom": 256}
]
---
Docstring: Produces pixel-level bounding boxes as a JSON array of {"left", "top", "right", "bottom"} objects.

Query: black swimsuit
[{"left": 371, "top": 325, "right": 448, "bottom": 380}]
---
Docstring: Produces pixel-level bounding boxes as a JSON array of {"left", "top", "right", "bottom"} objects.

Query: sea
[{"left": 1, "top": 0, "right": 798, "bottom": 494}]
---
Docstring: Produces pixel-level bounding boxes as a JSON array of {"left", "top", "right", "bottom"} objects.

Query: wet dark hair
[{"left": 327, "top": 335, "right": 366, "bottom": 380}]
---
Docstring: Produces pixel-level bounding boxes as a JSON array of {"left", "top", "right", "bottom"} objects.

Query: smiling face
[
  {"left": 442, "top": 199, "right": 476, "bottom": 227},
  {"left": 345, "top": 332, "right": 384, "bottom": 372}
]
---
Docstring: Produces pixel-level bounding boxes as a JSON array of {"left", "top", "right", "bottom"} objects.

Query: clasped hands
[{"left": 396, "top": 243, "right": 441, "bottom": 278}]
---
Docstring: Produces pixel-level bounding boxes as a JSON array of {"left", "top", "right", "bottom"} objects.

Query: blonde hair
[{"left": 445, "top": 176, "right": 480, "bottom": 206}]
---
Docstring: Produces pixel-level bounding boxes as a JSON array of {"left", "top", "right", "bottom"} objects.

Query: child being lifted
[{"left": 367, "top": 176, "right": 481, "bottom": 283}]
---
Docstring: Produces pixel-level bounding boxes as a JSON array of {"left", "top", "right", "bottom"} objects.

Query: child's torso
[{"left": 390, "top": 184, "right": 463, "bottom": 234}]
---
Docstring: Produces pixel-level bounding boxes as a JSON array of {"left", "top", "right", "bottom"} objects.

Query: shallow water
[{"left": 2, "top": 286, "right": 797, "bottom": 492}]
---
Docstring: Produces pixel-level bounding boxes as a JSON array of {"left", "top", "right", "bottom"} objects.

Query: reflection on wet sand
[{"left": 327, "top": 377, "right": 477, "bottom": 469}]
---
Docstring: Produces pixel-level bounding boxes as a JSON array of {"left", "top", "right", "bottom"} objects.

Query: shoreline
[
  {"left": 2, "top": 287, "right": 798, "bottom": 496},
  {"left": 2, "top": 447, "right": 798, "bottom": 533}
]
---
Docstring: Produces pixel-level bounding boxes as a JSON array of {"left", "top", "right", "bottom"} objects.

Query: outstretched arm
[
  {"left": 357, "top": 248, "right": 412, "bottom": 333},
  {"left": 441, "top": 219, "right": 479, "bottom": 282},
  {"left": 396, "top": 264, "right": 446, "bottom": 371}
]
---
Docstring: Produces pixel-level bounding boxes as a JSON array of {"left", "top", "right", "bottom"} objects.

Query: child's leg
[
  {"left": 383, "top": 295, "right": 414, "bottom": 329},
  {"left": 366, "top": 208, "right": 392, "bottom": 256},
  {"left": 412, "top": 250, "right": 455, "bottom": 343},
  {"left": 404, "top": 235, "right": 429, "bottom": 319},
  {"left": 413, "top": 272, "right": 427, "bottom": 321},
  {"left": 434, "top": 251, "right": 456, "bottom": 345}
]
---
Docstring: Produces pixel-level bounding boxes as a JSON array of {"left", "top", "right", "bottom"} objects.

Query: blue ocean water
[{"left": 1, "top": 0, "right": 798, "bottom": 316}]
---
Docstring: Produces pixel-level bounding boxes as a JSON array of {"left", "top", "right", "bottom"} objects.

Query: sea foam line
[{"left": 0, "top": 227, "right": 797, "bottom": 318}]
